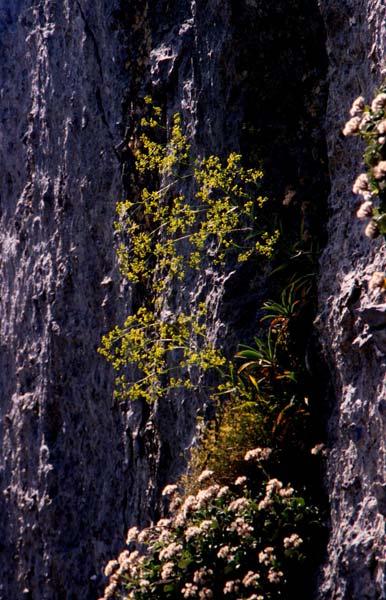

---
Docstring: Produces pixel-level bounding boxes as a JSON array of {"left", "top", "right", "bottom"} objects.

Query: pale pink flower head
[
  {"left": 126, "top": 526, "right": 139, "bottom": 544},
  {"left": 371, "top": 93, "right": 386, "bottom": 112},
  {"left": 258, "top": 497, "right": 273, "bottom": 510},
  {"left": 356, "top": 201, "right": 373, "bottom": 220},
  {"left": 217, "top": 545, "right": 231, "bottom": 560},
  {"left": 181, "top": 495, "right": 198, "bottom": 516},
  {"left": 198, "top": 469, "right": 214, "bottom": 484},
  {"left": 161, "top": 561, "right": 174, "bottom": 580},
  {"left": 103, "top": 582, "right": 117, "bottom": 598},
  {"left": 283, "top": 533, "right": 303, "bottom": 549},
  {"left": 159, "top": 542, "right": 183, "bottom": 561},
  {"left": 258, "top": 546, "right": 275, "bottom": 566},
  {"left": 200, "top": 519, "right": 214, "bottom": 532},
  {"left": 279, "top": 485, "right": 294, "bottom": 498},
  {"left": 217, "top": 485, "right": 230, "bottom": 499},
  {"left": 181, "top": 582, "right": 198, "bottom": 598},
  {"left": 352, "top": 173, "right": 370, "bottom": 196},
  {"left": 137, "top": 529, "right": 150, "bottom": 543},
  {"left": 244, "top": 447, "right": 272, "bottom": 462},
  {"left": 196, "top": 485, "right": 220, "bottom": 509},
  {"left": 117, "top": 550, "right": 131, "bottom": 567},
  {"left": 228, "top": 497, "right": 250, "bottom": 513},
  {"left": 104, "top": 560, "right": 119, "bottom": 577},
  {"left": 265, "top": 478, "right": 283, "bottom": 496},
  {"left": 342, "top": 116, "right": 361, "bottom": 136},
  {"left": 373, "top": 160, "right": 386, "bottom": 180},
  {"left": 349, "top": 96, "right": 365, "bottom": 117},
  {"left": 223, "top": 580, "right": 239, "bottom": 594},
  {"left": 185, "top": 526, "right": 202, "bottom": 541},
  {"left": 234, "top": 475, "right": 247, "bottom": 486},
  {"left": 228, "top": 517, "right": 253, "bottom": 536},
  {"left": 267, "top": 568, "right": 284, "bottom": 584},
  {"left": 377, "top": 119, "right": 386, "bottom": 134},
  {"left": 242, "top": 570, "right": 260, "bottom": 587},
  {"left": 364, "top": 220, "right": 380, "bottom": 239},
  {"left": 311, "top": 443, "right": 327, "bottom": 456},
  {"left": 162, "top": 484, "right": 178, "bottom": 497}
]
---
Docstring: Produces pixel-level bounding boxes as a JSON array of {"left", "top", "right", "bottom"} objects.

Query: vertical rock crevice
[
  {"left": 119, "top": 0, "right": 330, "bottom": 539},
  {"left": 0, "top": 1, "right": 384, "bottom": 599},
  {"left": 1, "top": 1, "right": 331, "bottom": 598}
]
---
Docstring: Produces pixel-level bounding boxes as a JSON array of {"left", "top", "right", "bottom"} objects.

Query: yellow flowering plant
[{"left": 99, "top": 100, "right": 278, "bottom": 403}]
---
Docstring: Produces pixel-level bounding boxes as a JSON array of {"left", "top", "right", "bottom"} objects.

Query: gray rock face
[
  {"left": 0, "top": 1, "right": 130, "bottom": 598},
  {"left": 0, "top": 0, "right": 384, "bottom": 599},
  {"left": 317, "top": 1, "right": 386, "bottom": 598}
]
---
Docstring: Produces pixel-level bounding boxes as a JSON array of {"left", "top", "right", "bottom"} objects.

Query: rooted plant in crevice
[
  {"left": 343, "top": 84, "right": 386, "bottom": 242},
  {"left": 98, "top": 3, "right": 331, "bottom": 597},
  {"left": 99, "top": 100, "right": 278, "bottom": 404},
  {"left": 99, "top": 205, "right": 328, "bottom": 599}
]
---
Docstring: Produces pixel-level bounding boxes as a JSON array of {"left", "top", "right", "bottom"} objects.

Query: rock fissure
[{"left": 0, "top": 1, "right": 384, "bottom": 599}]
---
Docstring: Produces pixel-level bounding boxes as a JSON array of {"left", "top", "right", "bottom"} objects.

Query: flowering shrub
[
  {"left": 343, "top": 85, "right": 386, "bottom": 239},
  {"left": 99, "top": 279, "right": 325, "bottom": 599},
  {"left": 100, "top": 453, "right": 321, "bottom": 600},
  {"left": 98, "top": 100, "right": 326, "bottom": 599},
  {"left": 99, "top": 99, "right": 278, "bottom": 403}
]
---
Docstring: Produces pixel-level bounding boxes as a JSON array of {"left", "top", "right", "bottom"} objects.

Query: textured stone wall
[
  {"left": 0, "top": 0, "right": 384, "bottom": 599},
  {"left": 317, "top": 1, "right": 386, "bottom": 598},
  {"left": 0, "top": 1, "right": 130, "bottom": 598},
  {"left": 0, "top": 2, "right": 253, "bottom": 598}
]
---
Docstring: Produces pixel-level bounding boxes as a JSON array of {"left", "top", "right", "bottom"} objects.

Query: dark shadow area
[{"left": 221, "top": 2, "right": 332, "bottom": 598}]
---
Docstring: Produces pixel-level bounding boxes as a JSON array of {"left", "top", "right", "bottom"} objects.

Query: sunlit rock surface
[{"left": 0, "top": 1, "right": 384, "bottom": 599}]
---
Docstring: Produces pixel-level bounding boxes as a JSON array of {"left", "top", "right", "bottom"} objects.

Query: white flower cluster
[
  {"left": 228, "top": 516, "right": 254, "bottom": 536},
  {"left": 242, "top": 570, "right": 260, "bottom": 587},
  {"left": 244, "top": 447, "right": 272, "bottom": 462},
  {"left": 283, "top": 533, "right": 303, "bottom": 549},
  {"left": 258, "top": 546, "right": 275, "bottom": 566},
  {"left": 160, "top": 561, "right": 174, "bottom": 580},
  {"left": 343, "top": 90, "right": 386, "bottom": 240},
  {"left": 197, "top": 469, "right": 214, "bottom": 484},
  {"left": 224, "top": 579, "right": 240, "bottom": 594},
  {"left": 310, "top": 442, "right": 328, "bottom": 456},
  {"left": 217, "top": 544, "right": 233, "bottom": 561},
  {"left": 100, "top": 467, "right": 307, "bottom": 600},
  {"left": 159, "top": 541, "right": 183, "bottom": 561},
  {"left": 268, "top": 568, "right": 284, "bottom": 584},
  {"left": 258, "top": 477, "right": 291, "bottom": 510},
  {"left": 228, "top": 497, "right": 250, "bottom": 513},
  {"left": 162, "top": 483, "right": 179, "bottom": 496}
]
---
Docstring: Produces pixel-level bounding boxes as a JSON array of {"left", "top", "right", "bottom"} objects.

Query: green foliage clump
[
  {"left": 181, "top": 281, "right": 311, "bottom": 494},
  {"left": 343, "top": 83, "right": 386, "bottom": 238},
  {"left": 99, "top": 99, "right": 278, "bottom": 403}
]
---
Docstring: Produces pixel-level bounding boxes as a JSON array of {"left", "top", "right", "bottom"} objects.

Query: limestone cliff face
[
  {"left": 317, "top": 1, "right": 385, "bottom": 598},
  {"left": 0, "top": 2, "right": 129, "bottom": 598},
  {"left": 0, "top": 1, "right": 384, "bottom": 599}
]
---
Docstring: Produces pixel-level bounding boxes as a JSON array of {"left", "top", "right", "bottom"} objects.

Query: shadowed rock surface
[{"left": 0, "top": 1, "right": 384, "bottom": 599}]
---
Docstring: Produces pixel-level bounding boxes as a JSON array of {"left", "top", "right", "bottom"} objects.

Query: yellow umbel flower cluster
[{"left": 99, "top": 100, "right": 278, "bottom": 403}]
